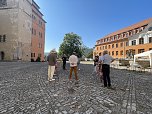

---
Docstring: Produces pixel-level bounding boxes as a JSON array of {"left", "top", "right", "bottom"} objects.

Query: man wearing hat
[{"left": 47, "top": 49, "right": 57, "bottom": 81}]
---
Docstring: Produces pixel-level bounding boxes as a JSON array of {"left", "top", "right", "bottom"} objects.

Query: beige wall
[
  {"left": 17, "top": 0, "right": 32, "bottom": 61},
  {"left": 0, "top": 0, "right": 32, "bottom": 61}
]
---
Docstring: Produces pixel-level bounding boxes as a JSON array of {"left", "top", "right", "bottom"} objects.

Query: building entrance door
[{"left": 0, "top": 51, "right": 5, "bottom": 60}]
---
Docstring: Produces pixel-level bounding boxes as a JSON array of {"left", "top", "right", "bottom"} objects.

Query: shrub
[{"left": 36, "top": 57, "right": 41, "bottom": 62}]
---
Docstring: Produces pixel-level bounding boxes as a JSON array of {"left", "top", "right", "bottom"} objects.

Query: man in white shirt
[
  {"left": 69, "top": 52, "right": 78, "bottom": 80},
  {"left": 99, "top": 50, "right": 115, "bottom": 88}
]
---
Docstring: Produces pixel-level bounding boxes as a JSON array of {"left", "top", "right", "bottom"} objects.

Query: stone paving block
[{"left": 0, "top": 62, "right": 152, "bottom": 113}]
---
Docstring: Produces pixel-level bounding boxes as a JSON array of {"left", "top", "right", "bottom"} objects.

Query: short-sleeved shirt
[
  {"left": 69, "top": 55, "right": 78, "bottom": 67},
  {"left": 99, "top": 54, "right": 114, "bottom": 65}
]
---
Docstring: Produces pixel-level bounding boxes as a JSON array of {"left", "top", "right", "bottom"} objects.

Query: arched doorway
[{"left": 1, "top": 51, "right": 5, "bottom": 60}]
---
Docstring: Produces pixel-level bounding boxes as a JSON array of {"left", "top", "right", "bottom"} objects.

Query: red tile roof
[{"left": 99, "top": 18, "right": 152, "bottom": 40}]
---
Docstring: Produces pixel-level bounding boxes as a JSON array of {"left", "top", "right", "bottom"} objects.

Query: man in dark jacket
[
  {"left": 47, "top": 49, "right": 57, "bottom": 81},
  {"left": 62, "top": 54, "right": 67, "bottom": 70}
]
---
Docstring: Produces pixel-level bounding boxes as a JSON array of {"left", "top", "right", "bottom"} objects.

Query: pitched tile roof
[{"left": 100, "top": 18, "right": 152, "bottom": 40}]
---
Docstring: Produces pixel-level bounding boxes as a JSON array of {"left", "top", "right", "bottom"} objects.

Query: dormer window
[
  {"left": 108, "top": 38, "right": 111, "bottom": 41},
  {"left": 129, "top": 31, "right": 132, "bottom": 36},
  {"left": 123, "top": 33, "right": 126, "bottom": 37}
]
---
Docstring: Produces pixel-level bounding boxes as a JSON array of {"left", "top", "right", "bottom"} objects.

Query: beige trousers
[{"left": 48, "top": 65, "right": 55, "bottom": 80}]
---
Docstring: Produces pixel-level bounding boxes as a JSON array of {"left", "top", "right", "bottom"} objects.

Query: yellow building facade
[{"left": 94, "top": 18, "right": 152, "bottom": 59}]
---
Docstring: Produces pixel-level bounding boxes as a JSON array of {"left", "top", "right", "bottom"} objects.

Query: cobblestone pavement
[{"left": 0, "top": 62, "right": 152, "bottom": 114}]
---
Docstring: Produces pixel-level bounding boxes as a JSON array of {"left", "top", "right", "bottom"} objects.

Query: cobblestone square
[{"left": 0, "top": 62, "right": 152, "bottom": 114}]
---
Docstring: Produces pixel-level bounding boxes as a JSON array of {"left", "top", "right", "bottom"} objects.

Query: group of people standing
[
  {"left": 94, "top": 50, "right": 115, "bottom": 88},
  {"left": 47, "top": 49, "right": 115, "bottom": 88},
  {"left": 47, "top": 49, "right": 79, "bottom": 82}
]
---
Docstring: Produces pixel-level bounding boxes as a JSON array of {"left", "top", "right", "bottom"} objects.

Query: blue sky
[{"left": 35, "top": 0, "right": 152, "bottom": 52}]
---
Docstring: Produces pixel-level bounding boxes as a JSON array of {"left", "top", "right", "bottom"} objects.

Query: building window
[
  {"left": 116, "top": 51, "right": 118, "bottom": 56},
  {"left": 116, "top": 43, "right": 118, "bottom": 48},
  {"left": 31, "top": 53, "right": 35, "bottom": 57},
  {"left": 149, "top": 37, "right": 152, "bottom": 43},
  {"left": 41, "top": 33, "right": 42, "bottom": 38},
  {"left": 114, "top": 35, "right": 117, "bottom": 40},
  {"left": 138, "top": 49, "right": 144, "bottom": 54},
  {"left": 126, "top": 42, "right": 129, "bottom": 46},
  {"left": 100, "top": 47, "right": 101, "bottom": 50},
  {"left": 132, "top": 50, "right": 136, "bottom": 56},
  {"left": 126, "top": 33, "right": 129, "bottom": 37},
  {"left": 0, "top": 0, "right": 7, "bottom": 7},
  {"left": 120, "top": 50, "right": 123, "bottom": 55},
  {"left": 31, "top": 53, "right": 33, "bottom": 57},
  {"left": 120, "top": 43, "right": 123, "bottom": 47},
  {"left": 126, "top": 50, "right": 129, "bottom": 55},
  {"left": 97, "top": 47, "right": 98, "bottom": 50},
  {"left": 39, "top": 32, "right": 41, "bottom": 38},
  {"left": 123, "top": 33, "right": 125, "bottom": 37},
  {"left": 112, "top": 44, "right": 114, "bottom": 48},
  {"left": 132, "top": 40, "right": 136, "bottom": 45},
  {"left": 39, "top": 20, "right": 42, "bottom": 27},
  {"left": 0, "top": 34, "right": 6, "bottom": 42},
  {"left": 105, "top": 45, "right": 107, "bottom": 49},
  {"left": 149, "top": 48, "right": 152, "bottom": 50},
  {"left": 103, "top": 46, "right": 104, "bottom": 50},
  {"left": 118, "top": 34, "right": 121, "bottom": 39},
  {"left": 32, "top": 15, "right": 36, "bottom": 20},
  {"left": 139, "top": 38, "right": 144, "bottom": 44},
  {"left": 109, "top": 52, "right": 110, "bottom": 55},
  {"left": 3, "top": 35, "right": 6, "bottom": 42},
  {"left": 129, "top": 31, "right": 132, "bottom": 36},
  {"left": 112, "top": 51, "right": 114, "bottom": 56},
  {"left": 108, "top": 45, "right": 111, "bottom": 49},
  {"left": 135, "top": 29, "right": 139, "bottom": 34}
]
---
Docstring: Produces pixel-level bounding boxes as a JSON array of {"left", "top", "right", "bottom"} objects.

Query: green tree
[
  {"left": 59, "top": 32, "right": 84, "bottom": 57},
  {"left": 86, "top": 50, "right": 93, "bottom": 58},
  {"left": 83, "top": 46, "right": 93, "bottom": 57}
]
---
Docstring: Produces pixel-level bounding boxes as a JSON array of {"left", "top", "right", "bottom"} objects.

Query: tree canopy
[
  {"left": 83, "top": 46, "right": 93, "bottom": 58},
  {"left": 59, "top": 32, "right": 84, "bottom": 58}
]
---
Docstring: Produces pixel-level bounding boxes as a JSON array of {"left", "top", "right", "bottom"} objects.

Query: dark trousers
[
  {"left": 63, "top": 62, "right": 66, "bottom": 70},
  {"left": 102, "top": 64, "right": 111, "bottom": 87}
]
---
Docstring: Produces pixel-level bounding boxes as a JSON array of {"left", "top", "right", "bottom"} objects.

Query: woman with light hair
[{"left": 47, "top": 49, "right": 57, "bottom": 81}]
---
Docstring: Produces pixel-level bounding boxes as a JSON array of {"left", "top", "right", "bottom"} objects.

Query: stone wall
[{"left": 0, "top": 0, "right": 32, "bottom": 61}]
